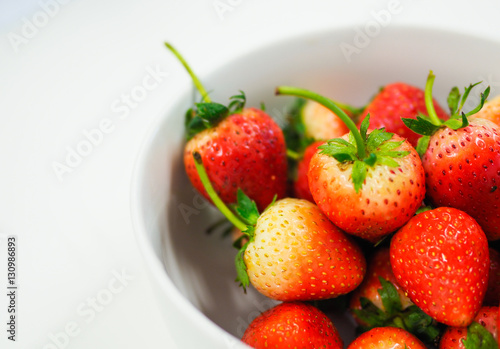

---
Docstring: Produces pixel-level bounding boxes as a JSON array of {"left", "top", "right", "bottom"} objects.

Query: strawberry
[
  {"left": 276, "top": 86, "right": 426, "bottom": 242},
  {"left": 166, "top": 43, "right": 287, "bottom": 211},
  {"left": 484, "top": 248, "right": 500, "bottom": 306},
  {"left": 349, "top": 248, "right": 411, "bottom": 320},
  {"left": 403, "top": 71, "right": 500, "bottom": 241},
  {"left": 390, "top": 207, "right": 490, "bottom": 327},
  {"left": 300, "top": 99, "right": 353, "bottom": 141},
  {"left": 283, "top": 98, "right": 358, "bottom": 201},
  {"left": 293, "top": 141, "right": 324, "bottom": 202},
  {"left": 472, "top": 307, "right": 498, "bottom": 343},
  {"left": 283, "top": 98, "right": 361, "bottom": 153},
  {"left": 243, "top": 197, "right": 366, "bottom": 301},
  {"left": 438, "top": 306, "right": 499, "bottom": 349},
  {"left": 358, "top": 82, "right": 449, "bottom": 147},
  {"left": 192, "top": 153, "right": 367, "bottom": 301},
  {"left": 349, "top": 248, "right": 440, "bottom": 343},
  {"left": 241, "top": 301, "right": 343, "bottom": 349},
  {"left": 184, "top": 107, "right": 288, "bottom": 211},
  {"left": 346, "top": 326, "right": 427, "bottom": 349},
  {"left": 472, "top": 94, "right": 500, "bottom": 126}
]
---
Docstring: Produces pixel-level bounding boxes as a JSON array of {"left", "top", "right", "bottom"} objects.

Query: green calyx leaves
[
  {"left": 353, "top": 277, "right": 440, "bottom": 344},
  {"left": 232, "top": 189, "right": 278, "bottom": 292},
  {"left": 319, "top": 115, "right": 409, "bottom": 193},
  {"left": 185, "top": 91, "right": 247, "bottom": 140},
  {"left": 402, "top": 71, "right": 490, "bottom": 156},
  {"left": 462, "top": 322, "right": 497, "bottom": 349}
]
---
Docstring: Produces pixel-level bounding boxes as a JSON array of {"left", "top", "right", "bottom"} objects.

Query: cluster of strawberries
[{"left": 167, "top": 43, "right": 500, "bottom": 348}]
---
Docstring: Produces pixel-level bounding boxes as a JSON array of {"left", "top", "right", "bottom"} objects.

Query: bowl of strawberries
[{"left": 132, "top": 25, "right": 500, "bottom": 349}]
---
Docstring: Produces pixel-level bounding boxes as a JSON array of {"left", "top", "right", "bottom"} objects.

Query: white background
[{"left": 1, "top": 1, "right": 500, "bottom": 348}]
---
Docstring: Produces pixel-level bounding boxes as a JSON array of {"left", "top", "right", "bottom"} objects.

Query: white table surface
[{"left": 1, "top": 1, "right": 500, "bottom": 348}]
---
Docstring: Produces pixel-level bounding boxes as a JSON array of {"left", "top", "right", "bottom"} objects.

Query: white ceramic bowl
[{"left": 131, "top": 25, "right": 500, "bottom": 348}]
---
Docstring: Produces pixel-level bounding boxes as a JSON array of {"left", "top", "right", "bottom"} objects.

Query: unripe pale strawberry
[{"left": 244, "top": 198, "right": 366, "bottom": 301}]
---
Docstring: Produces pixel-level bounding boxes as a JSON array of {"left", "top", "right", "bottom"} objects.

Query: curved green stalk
[
  {"left": 276, "top": 86, "right": 367, "bottom": 159},
  {"left": 333, "top": 100, "right": 365, "bottom": 119},
  {"left": 424, "top": 71, "right": 442, "bottom": 126},
  {"left": 286, "top": 149, "right": 301, "bottom": 161},
  {"left": 193, "top": 152, "right": 247, "bottom": 232},
  {"left": 165, "top": 42, "right": 211, "bottom": 103}
]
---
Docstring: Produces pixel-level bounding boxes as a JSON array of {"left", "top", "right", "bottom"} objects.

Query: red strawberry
[
  {"left": 390, "top": 207, "right": 490, "bottom": 327},
  {"left": 484, "top": 248, "right": 500, "bottom": 306},
  {"left": 346, "top": 326, "right": 427, "bottom": 349},
  {"left": 192, "top": 156, "right": 366, "bottom": 301},
  {"left": 404, "top": 72, "right": 500, "bottom": 241},
  {"left": 349, "top": 248, "right": 412, "bottom": 322},
  {"left": 473, "top": 307, "right": 498, "bottom": 343},
  {"left": 439, "top": 306, "right": 499, "bottom": 349},
  {"left": 358, "top": 82, "right": 449, "bottom": 147},
  {"left": 276, "top": 86, "right": 426, "bottom": 243},
  {"left": 421, "top": 117, "right": 500, "bottom": 240},
  {"left": 309, "top": 132, "right": 425, "bottom": 242},
  {"left": 473, "top": 94, "right": 500, "bottom": 126},
  {"left": 241, "top": 301, "right": 343, "bottom": 349},
  {"left": 349, "top": 248, "right": 440, "bottom": 343},
  {"left": 293, "top": 141, "right": 324, "bottom": 202},
  {"left": 166, "top": 43, "right": 287, "bottom": 211},
  {"left": 184, "top": 107, "right": 287, "bottom": 211}
]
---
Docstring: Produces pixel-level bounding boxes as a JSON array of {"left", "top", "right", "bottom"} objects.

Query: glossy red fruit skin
[
  {"left": 347, "top": 326, "right": 427, "bottom": 349},
  {"left": 308, "top": 133, "right": 425, "bottom": 242},
  {"left": 439, "top": 306, "right": 499, "bottom": 349},
  {"left": 358, "top": 82, "right": 449, "bottom": 147},
  {"left": 241, "top": 302, "right": 343, "bottom": 349},
  {"left": 390, "top": 207, "right": 490, "bottom": 327},
  {"left": 422, "top": 117, "right": 500, "bottom": 241},
  {"left": 184, "top": 107, "right": 287, "bottom": 211},
  {"left": 349, "top": 248, "right": 412, "bottom": 326},
  {"left": 294, "top": 141, "right": 324, "bottom": 202},
  {"left": 485, "top": 248, "right": 500, "bottom": 306}
]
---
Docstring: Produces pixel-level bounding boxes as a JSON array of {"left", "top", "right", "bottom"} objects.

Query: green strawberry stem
[
  {"left": 193, "top": 152, "right": 247, "bottom": 231},
  {"left": 424, "top": 71, "right": 442, "bottom": 126},
  {"left": 165, "top": 42, "right": 212, "bottom": 103},
  {"left": 276, "top": 86, "right": 367, "bottom": 159},
  {"left": 286, "top": 149, "right": 301, "bottom": 160},
  {"left": 333, "top": 101, "right": 365, "bottom": 120}
]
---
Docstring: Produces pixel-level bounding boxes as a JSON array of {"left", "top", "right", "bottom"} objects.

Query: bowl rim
[{"left": 129, "top": 88, "right": 244, "bottom": 347}]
